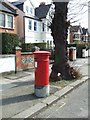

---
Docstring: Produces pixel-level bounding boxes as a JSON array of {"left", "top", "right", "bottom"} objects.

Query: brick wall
[{"left": 15, "top": 47, "right": 34, "bottom": 71}]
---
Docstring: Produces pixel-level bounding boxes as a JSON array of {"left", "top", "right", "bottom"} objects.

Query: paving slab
[
  {"left": 12, "top": 103, "right": 46, "bottom": 118},
  {"left": 1, "top": 82, "right": 59, "bottom": 118}
]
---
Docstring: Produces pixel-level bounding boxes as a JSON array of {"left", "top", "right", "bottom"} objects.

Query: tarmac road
[{"left": 31, "top": 80, "right": 88, "bottom": 118}]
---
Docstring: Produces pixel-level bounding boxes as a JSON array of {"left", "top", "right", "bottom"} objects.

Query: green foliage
[
  {"left": 21, "top": 43, "right": 34, "bottom": 52},
  {"left": 21, "top": 43, "right": 47, "bottom": 52},
  {"left": 76, "top": 43, "right": 87, "bottom": 58},
  {"left": 1, "top": 33, "right": 20, "bottom": 54},
  {"left": 67, "top": 43, "right": 76, "bottom": 47},
  {"left": 34, "top": 43, "right": 46, "bottom": 50}
]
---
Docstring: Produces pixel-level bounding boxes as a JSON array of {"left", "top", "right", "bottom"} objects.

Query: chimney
[{"left": 39, "top": 2, "right": 46, "bottom": 7}]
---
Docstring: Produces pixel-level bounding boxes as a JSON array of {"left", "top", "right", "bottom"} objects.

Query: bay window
[
  {"left": 0, "top": 13, "right": 5, "bottom": 27},
  {"left": 0, "top": 13, "right": 13, "bottom": 29}
]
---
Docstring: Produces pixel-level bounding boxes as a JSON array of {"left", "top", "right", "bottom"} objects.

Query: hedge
[
  {"left": 21, "top": 43, "right": 34, "bottom": 52},
  {"left": 1, "top": 33, "right": 20, "bottom": 54},
  {"left": 76, "top": 44, "right": 86, "bottom": 58},
  {"left": 21, "top": 42, "right": 47, "bottom": 52}
]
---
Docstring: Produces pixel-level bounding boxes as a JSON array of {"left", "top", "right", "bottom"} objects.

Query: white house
[
  {"left": 12, "top": 0, "right": 54, "bottom": 48},
  {"left": 88, "top": 1, "right": 90, "bottom": 34}
]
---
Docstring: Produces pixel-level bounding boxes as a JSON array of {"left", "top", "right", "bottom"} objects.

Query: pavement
[{"left": 0, "top": 58, "right": 89, "bottom": 119}]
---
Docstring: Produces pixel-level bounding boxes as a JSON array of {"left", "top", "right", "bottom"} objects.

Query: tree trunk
[{"left": 50, "top": 2, "right": 76, "bottom": 80}]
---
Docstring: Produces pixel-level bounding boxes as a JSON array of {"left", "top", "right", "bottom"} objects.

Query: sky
[{"left": 8, "top": 0, "right": 89, "bottom": 28}]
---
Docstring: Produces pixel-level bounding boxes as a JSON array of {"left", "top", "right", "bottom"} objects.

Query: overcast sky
[{"left": 8, "top": 0, "right": 89, "bottom": 28}]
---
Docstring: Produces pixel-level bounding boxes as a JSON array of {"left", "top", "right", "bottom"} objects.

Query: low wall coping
[
  {"left": 21, "top": 52, "right": 33, "bottom": 55},
  {"left": 15, "top": 46, "right": 22, "bottom": 50},
  {"left": 0, "top": 54, "right": 15, "bottom": 58}
]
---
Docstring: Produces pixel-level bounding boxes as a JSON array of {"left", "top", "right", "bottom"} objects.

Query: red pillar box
[{"left": 33, "top": 51, "right": 51, "bottom": 97}]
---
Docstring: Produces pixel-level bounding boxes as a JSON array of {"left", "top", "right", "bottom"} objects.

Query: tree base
[{"left": 50, "top": 63, "right": 81, "bottom": 81}]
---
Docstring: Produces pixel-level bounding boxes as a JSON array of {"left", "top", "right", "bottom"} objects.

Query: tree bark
[{"left": 50, "top": 2, "right": 75, "bottom": 80}]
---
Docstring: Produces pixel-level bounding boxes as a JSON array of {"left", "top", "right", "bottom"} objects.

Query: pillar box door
[{"left": 33, "top": 51, "right": 51, "bottom": 97}]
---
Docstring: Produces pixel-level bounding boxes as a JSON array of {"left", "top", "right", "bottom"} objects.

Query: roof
[
  {"left": 0, "top": 2, "right": 17, "bottom": 15},
  {"left": 70, "top": 26, "right": 89, "bottom": 35},
  {"left": 82, "top": 28, "right": 89, "bottom": 35},
  {"left": 12, "top": 0, "right": 34, "bottom": 7},
  {"left": 3, "top": 0, "right": 18, "bottom": 10},
  {"left": 0, "top": 3, "right": 12, "bottom": 13},
  {"left": 35, "top": 4, "right": 51, "bottom": 19},
  {"left": 70, "top": 25, "right": 81, "bottom": 32},
  {"left": 12, "top": 0, "right": 26, "bottom": 6}
]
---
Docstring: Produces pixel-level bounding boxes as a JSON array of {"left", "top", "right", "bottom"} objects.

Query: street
[
  {"left": 1, "top": 58, "right": 89, "bottom": 119},
  {"left": 31, "top": 80, "right": 88, "bottom": 118}
]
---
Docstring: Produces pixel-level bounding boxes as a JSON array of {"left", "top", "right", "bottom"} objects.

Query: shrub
[
  {"left": 76, "top": 43, "right": 86, "bottom": 58},
  {"left": 21, "top": 42, "right": 47, "bottom": 52},
  {"left": 34, "top": 43, "right": 46, "bottom": 50},
  {"left": 1, "top": 33, "right": 20, "bottom": 54},
  {"left": 21, "top": 43, "right": 34, "bottom": 52}
]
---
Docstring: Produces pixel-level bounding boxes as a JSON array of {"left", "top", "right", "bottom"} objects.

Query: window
[
  {"left": 47, "top": 27, "right": 49, "bottom": 32},
  {"left": 29, "top": 20, "right": 32, "bottom": 30},
  {"left": 26, "top": 6, "right": 29, "bottom": 13},
  {"left": 42, "top": 23, "right": 44, "bottom": 31},
  {"left": 30, "top": 8, "right": 33, "bottom": 14},
  {"left": 0, "top": 13, "right": 13, "bottom": 28},
  {"left": 7, "top": 15, "right": 13, "bottom": 28},
  {"left": 34, "top": 21, "right": 37, "bottom": 31},
  {"left": 50, "top": 41, "right": 52, "bottom": 48},
  {"left": 0, "top": 13, "right": 5, "bottom": 27},
  {"left": 74, "top": 34, "right": 79, "bottom": 39},
  {"left": 47, "top": 40, "right": 49, "bottom": 48},
  {"left": 47, "top": 23, "right": 49, "bottom": 31}
]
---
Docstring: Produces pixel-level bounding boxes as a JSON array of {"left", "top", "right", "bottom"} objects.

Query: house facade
[
  {"left": 0, "top": 0, "right": 18, "bottom": 34},
  {"left": 12, "top": 0, "right": 54, "bottom": 48},
  {"left": 67, "top": 25, "right": 89, "bottom": 43},
  {"left": 88, "top": 1, "right": 90, "bottom": 34}
]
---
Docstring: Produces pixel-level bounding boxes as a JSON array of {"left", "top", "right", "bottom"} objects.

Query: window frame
[
  {"left": 26, "top": 6, "right": 29, "bottom": 13},
  {"left": 0, "top": 13, "right": 5, "bottom": 27},
  {"left": 6, "top": 14, "right": 13, "bottom": 28},
  {"left": 30, "top": 7, "right": 33, "bottom": 14}
]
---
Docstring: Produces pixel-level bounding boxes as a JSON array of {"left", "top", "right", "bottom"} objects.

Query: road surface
[{"left": 31, "top": 80, "right": 88, "bottom": 118}]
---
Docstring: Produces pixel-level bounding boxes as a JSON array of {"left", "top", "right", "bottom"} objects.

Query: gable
[{"left": 70, "top": 26, "right": 80, "bottom": 32}]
